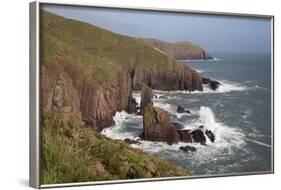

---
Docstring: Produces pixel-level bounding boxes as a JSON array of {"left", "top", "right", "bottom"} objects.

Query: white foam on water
[
  {"left": 153, "top": 101, "right": 174, "bottom": 113},
  {"left": 133, "top": 91, "right": 141, "bottom": 105},
  {"left": 101, "top": 111, "right": 142, "bottom": 140},
  {"left": 202, "top": 80, "right": 247, "bottom": 93},
  {"left": 197, "top": 106, "right": 246, "bottom": 147},
  {"left": 102, "top": 106, "right": 254, "bottom": 174}
]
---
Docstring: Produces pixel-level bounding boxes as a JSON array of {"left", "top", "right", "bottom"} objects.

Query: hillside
[
  {"left": 141, "top": 38, "right": 213, "bottom": 60},
  {"left": 42, "top": 111, "right": 190, "bottom": 184},
  {"left": 40, "top": 11, "right": 200, "bottom": 183}
]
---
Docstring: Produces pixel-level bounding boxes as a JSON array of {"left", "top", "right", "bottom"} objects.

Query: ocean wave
[
  {"left": 102, "top": 106, "right": 247, "bottom": 167},
  {"left": 246, "top": 139, "right": 272, "bottom": 148},
  {"left": 202, "top": 80, "right": 247, "bottom": 93}
]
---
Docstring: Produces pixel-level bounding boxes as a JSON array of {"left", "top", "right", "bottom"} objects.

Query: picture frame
[{"left": 30, "top": 1, "right": 274, "bottom": 188}]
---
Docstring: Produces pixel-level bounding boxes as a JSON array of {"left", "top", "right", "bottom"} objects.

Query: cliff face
[
  {"left": 40, "top": 11, "right": 203, "bottom": 131},
  {"left": 141, "top": 39, "right": 213, "bottom": 60},
  {"left": 133, "top": 59, "right": 203, "bottom": 91}
]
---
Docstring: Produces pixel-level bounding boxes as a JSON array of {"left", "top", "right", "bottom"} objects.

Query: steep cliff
[
  {"left": 141, "top": 39, "right": 213, "bottom": 60},
  {"left": 41, "top": 11, "right": 203, "bottom": 131}
]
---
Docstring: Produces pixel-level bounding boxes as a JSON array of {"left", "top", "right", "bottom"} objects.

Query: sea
[{"left": 101, "top": 52, "right": 272, "bottom": 176}]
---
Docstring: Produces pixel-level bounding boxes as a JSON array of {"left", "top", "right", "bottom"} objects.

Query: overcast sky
[{"left": 42, "top": 4, "right": 272, "bottom": 54}]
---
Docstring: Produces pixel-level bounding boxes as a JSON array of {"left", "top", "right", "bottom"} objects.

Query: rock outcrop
[
  {"left": 143, "top": 105, "right": 216, "bottom": 145},
  {"left": 140, "top": 84, "right": 153, "bottom": 114},
  {"left": 191, "top": 129, "right": 206, "bottom": 145},
  {"left": 143, "top": 105, "right": 192, "bottom": 144},
  {"left": 202, "top": 78, "right": 221, "bottom": 91}
]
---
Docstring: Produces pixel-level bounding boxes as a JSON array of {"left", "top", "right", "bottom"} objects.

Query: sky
[{"left": 42, "top": 4, "right": 272, "bottom": 54}]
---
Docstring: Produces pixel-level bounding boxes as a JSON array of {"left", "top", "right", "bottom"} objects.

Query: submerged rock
[
  {"left": 124, "top": 138, "right": 141, "bottom": 145},
  {"left": 159, "top": 96, "right": 168, "bottom": 99},
  {"left": 176, "top": 106, "right": 191, "bottom": 114},
  {"left": 179, "top": 145, "right": 197, "bottom": 153},
  {"left": 176, "top": 106, "right": 185, "bottom": 113}
]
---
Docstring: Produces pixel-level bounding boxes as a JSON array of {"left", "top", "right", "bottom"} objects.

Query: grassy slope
[
  {"left": 141, "top": 38, "right": 212, "bottom": 59},
  {"left": 42, "top": 112, "right": 190, "bottom": 184},
  {"left": 41, "top": 11, "right": 172, "bottom": 86}
]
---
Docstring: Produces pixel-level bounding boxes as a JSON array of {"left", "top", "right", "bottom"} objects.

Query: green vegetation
[
  {"left": 41, "top": 111, "right": 190, "bottom": 184},
  {"left": 40, "top": 11, "right": 193, "bottom": 90},
  {"left": 140, "top": 38, "right": 212, "bottom": 60}
]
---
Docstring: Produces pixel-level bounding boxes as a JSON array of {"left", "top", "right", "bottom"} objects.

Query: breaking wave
[{"left": 101, "top": 106, "right": 248, "bottom": 174}]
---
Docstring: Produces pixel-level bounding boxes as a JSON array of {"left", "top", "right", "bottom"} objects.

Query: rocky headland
[{"left": 40, "top": 11, "right": 218, "bottom": 183}]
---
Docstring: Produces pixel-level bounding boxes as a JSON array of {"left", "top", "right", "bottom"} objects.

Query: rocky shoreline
[
  {"left": 122, "top": 84, "right": 216, "bottom": 152},
  {"left": 41, "top": 11, "right": 220, "bottom": 171}
]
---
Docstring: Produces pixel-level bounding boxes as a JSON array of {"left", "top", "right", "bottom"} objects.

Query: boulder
[
  {"left": 140, "top": 84, "right": 153, "bottom": 115},
  {"left": 179, "top": 145, "right": 197, "bottom": 153},
  {"left": 177, "top": 106, "right": 186, "bottom": 113},
  {"left": 202, "top": 78, "right": 221, "bottom": 91},
  {"left": 210, "top": 81, "right": 221, "bottom": 91},
  {"left": 176, "top": 106, "right": 191, "bottom": 114},
  {"left": 202, "top": 78, "right": 212, "bottom": 84},
  {"left": 205, "top": 130, "right": 215, "bottom": 143},
  {"left": 191, "top": 129, "right": 206, "bottom": 145}
]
